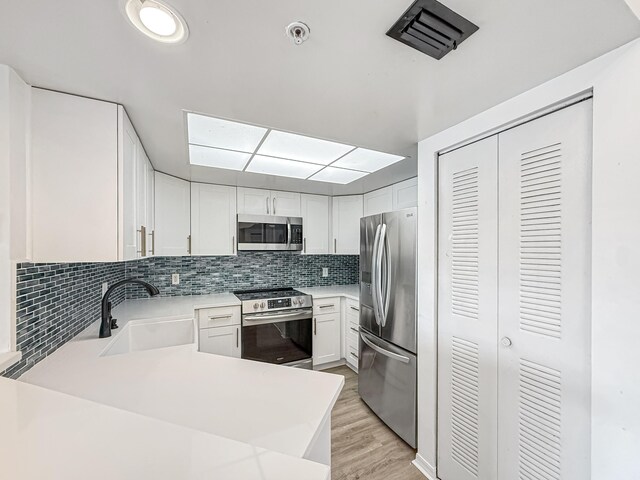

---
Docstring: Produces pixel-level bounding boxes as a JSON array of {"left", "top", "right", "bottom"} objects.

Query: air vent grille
[{"left": 387, "top": 0, "right": 478, "bottom": 60}]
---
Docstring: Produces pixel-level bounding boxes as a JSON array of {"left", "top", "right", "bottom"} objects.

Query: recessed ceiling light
[
  {"left": 125, "top": 0, "right": 189, "bottom": 44},
  {"left": 189, "top": 145, "right": 252, "bottom": 171},
  {"left": 258, "top": 130, "right": 354, "bottom": 165},
  {"left": 187, "top": 113, "right": 267, "bottom": 153},
  {"left": 309, "top": 167, "right": 367, "bottom": 184},
  {"left": 331, "top": 148, "right": 404, "bottom": 172},
  {"left": 246, "top": 155, "right": 323, "bottom": 179}
]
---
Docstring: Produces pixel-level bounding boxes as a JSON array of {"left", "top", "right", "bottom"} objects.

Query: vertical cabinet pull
[
  {"left": 334, "top": 238, "right": 337, "bottom": 253},
  {"left": 187, "top": 235, "right": 192, "bottom": 255},
  {"left": 137, "top": 225, "right": 147, "bottom": 257},
  {"left": 150, "top": 230, "right": 155, "bottom": 256},
  {"left": 303, "top": 237, "right": 306, "bottom": 253},
  {"left": 232, "top": 235, "right": 235, "bottom": 254},
  {"left": 236, "top": 327, "right": 239, "bottom": 348},
  {"left": 266, "top": 197, "right": 270, "bottom": 214},
  {"left": 314, "top": 318, "right": 317, "bottom": 335},
  {"left": 273, "top": 197, "right": 276, "bottom": 215}
]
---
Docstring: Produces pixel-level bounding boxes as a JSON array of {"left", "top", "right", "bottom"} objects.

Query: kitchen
[{"left": 1, "top": 1, "right": 640, "bottom": 480}]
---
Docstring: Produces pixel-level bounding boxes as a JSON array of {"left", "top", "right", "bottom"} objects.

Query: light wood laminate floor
[{"left": 328, "top": 365, "right": 424, "bottom": 480}]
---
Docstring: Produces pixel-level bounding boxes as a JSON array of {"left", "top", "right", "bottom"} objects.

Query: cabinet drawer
[
  {"left": 197, "top": 306, "right": 241, "bottom": 329},
  {"left": 345, "top": 298, "right": 360, "bottom": 314},
  {"left": 347, "top": 322, "right": 360, "bottom": 344},
  {"left": 346, "top": 341, "right": 359, "bottom": 368},
  {"left": 313, "top": 297, "right": 340, "bottom": 315}
]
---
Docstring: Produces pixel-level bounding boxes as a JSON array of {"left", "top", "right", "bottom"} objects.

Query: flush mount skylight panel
[
  {"left": 332, "top": 148, "right": 404, "bottom": 172},
  {"left": 246, "top": 156, "right": 323, "bottom": 179},
  {"left": 257, "top": 130, "right": 354, "bottom": 165}
]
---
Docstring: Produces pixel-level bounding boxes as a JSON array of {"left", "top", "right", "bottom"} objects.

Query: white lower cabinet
[
  {"left": 344, "top": 298, "right": 360, "bottom": 371},
  {"left": 197, "top": 306, "right": 241, "bottom": 358},
  {"left": 312, "top": 297, "right": 342, "bottom": 367}
]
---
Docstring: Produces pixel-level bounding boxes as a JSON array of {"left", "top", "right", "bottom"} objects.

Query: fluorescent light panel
[
  {"left": 257, "top": 130, "right": 354, "bottom": 165},
  {"left": 309, "top": 167, "right": 367, "bottom": 184},
  {"left": 187, "top": 113, "right": 267, "bottom": 152},
  {"left": 331, "top": 147, "right": 404, "bottom": 172},
  {"left": 246, "top": 155, "right": 323, "bottom": 179},
  {"left": 189, "top": 144, "right": 251, "bottom": 171}
]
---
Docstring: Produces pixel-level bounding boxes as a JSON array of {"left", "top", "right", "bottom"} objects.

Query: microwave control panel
[{"left": 290, "top": 224, "right": 303, "bottom": 245}]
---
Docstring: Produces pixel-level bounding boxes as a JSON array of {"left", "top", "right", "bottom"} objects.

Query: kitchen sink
[{"left": 101, "top": 317, "right": 195, "bottom": 357}]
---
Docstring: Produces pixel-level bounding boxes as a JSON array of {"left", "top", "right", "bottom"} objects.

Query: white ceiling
[{"left": 1, "top": 0, "right": 638, "bottom": 194}]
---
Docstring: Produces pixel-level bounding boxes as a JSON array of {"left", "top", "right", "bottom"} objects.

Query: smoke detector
[{"left": 286, "top": 21, "right": 310, "bottom": 45}]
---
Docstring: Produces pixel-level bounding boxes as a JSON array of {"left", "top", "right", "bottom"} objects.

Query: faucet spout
[{"left": 100, "top": 279, "right": 160, "bottom": 338}]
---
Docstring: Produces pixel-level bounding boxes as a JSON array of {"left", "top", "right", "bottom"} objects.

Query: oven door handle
[{"left": 243, "top": 309, "right": 312, "bottom": 322}]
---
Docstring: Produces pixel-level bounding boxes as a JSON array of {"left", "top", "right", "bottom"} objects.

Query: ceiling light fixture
[{"left": 125, "top": 0, "right": 189, "bottom": 44}]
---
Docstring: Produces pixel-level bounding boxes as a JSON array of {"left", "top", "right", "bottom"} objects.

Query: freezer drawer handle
[{"left": 360, "top": 332, "right": 410, "bottom": 364}]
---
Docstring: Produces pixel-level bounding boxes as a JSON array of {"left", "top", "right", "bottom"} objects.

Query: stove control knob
[
  {"left": 292, "top": 298, "right": 299, "bottom": 305},
  {"left": 297, "top": 297, "right": 305, "bottom": 306},
  {"left": 260, "top": 301, "right": 266, "bottom": 309},
  {"left": 253, "top": 302, "right": 260, "bottom": 310}
]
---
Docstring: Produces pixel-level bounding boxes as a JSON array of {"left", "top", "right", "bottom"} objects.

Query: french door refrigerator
[{"left": 359, "top": 207, "right": 417, "bottom": 448}]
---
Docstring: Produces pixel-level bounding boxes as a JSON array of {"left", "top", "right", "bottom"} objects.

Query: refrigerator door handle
[
  {"left": 379, "top": 223, "right": 391, "bottom": 327},
  {"left": 375, "top": 224, "right": 387, "bottom": 327},
  {"left": 371, "top": 224, "right": 382, "bottom": 326},
  {"left": 360, "top": 331, "right": 410, "bottom": 364}
]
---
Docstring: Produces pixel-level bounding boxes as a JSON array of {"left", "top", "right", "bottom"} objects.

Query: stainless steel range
[{"left": 234, "top": 288, "right": 313, "bottom": 369}]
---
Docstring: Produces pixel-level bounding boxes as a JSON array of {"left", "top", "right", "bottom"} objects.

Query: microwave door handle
[{"left": 287, "top": 218, "right": 291, "bottom": 249}]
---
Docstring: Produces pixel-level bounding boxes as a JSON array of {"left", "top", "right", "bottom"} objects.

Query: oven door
[
  {"left": 242, "top": 309, "right": 313, "bottom": 366},
  {"left": 237, "top": 214, "right": 303, "bottom": 251}
]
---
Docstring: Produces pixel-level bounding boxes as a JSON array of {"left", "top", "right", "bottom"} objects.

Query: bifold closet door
[
  {"left": 437, "top": 136, "right": 499, "bottom": 480},
  {"left": 497, "top": 100, "right": 592, "bottom": 480}
]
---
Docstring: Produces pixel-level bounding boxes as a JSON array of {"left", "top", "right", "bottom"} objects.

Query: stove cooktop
[{"left": 233, "top": 288, "right": 306, "bottom": 301}]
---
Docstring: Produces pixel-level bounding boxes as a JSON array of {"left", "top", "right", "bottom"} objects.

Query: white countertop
[
  {"left": 0, "top": 377, "right": 329, "bottom": 480},
  {"left": 298, "top": 284, "right": 359, "bottom": 301}
]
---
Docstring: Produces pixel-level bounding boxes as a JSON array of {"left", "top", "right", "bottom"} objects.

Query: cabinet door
[
  {"left": 300, "top": 194, "right": 329, "bottom": 254},
  {"left": 154, "top": 172, "right": 191, "bottom": 256},
  {"left": 191, "top": 183, "right": 236, "bottom": 255},
  {"left": 199, "top": 325, "right": 241, "bottom": 358},
  {"left": 237, "top": 187, "right": 270, "bottom": 215},
  {"left": 121, "top": 112, "right": 139, "bottom": 260},
  {"left": 271, "top": 190, "right": 301, "bottom": 217},
  {"left": 135, "top": 143, "right": 148, "bottom": 258},
  {"left": 332, "top": 195, "right": 363, "bottom": 254},
  {"left": 364, "top": 186, "right": 393, "bottom": 216},
  {"left": 31, "top": 89, "right": 119, "bottom": 262},
  {"left": 437, "top": 136, "right": 499, "bottom": 480},
  {"left": 313, "top": 312, "right": 341, "bottom": 366},
  {"left": 392, "top": 177, "right": 418, "bottom": 210},
  {"left": 145, "top": 158, "right": 155, "bottom": 256},
  {"left": 497, "top": 101, "right": 591, "bottom": 480}
]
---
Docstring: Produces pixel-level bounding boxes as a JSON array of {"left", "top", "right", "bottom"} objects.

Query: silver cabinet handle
[
  {"left": 273, "top": 197, "right": 276, "bottom": 215},
  {"left": 350, "top": 326, "right": 359, "bottom": 333},
  {"left": 137, "top": 225, "right": 147, "bottom": 257},
  {"left": 334, "top": 238, "right": 337, "bottom": 253},
  {"left": 360, "top": 331, "right": 410, "bottom": 364},
  {"left": 232, "top": 235, "right": 235, "bottom": 254},
  {"left": 150, "top": 230, "right": 155, "bottom": 256},
  {"left": 350, "top": 352, "right": 359, "bottom": 360},
  {"left": 236, "top": 327, "right": 239, "bottom": 348},
  {"left": 303, "top": 237, "right": 306, "bottom": 253},
  {"left": 314, "top": 318, "right": 317, "bottom": 335},
  {"left": 319, "top": 304, "right": 334, "bottom": 309},
  {"left": 187, "top": 234, "right": 192, "bottom": 255},
  {"left": 208, "top": 314, "right": 233, "bottom": 320},
  {"left": 266, "top": 197, "right": 270, "bottom": 214},
  {"left": 349, "top": 306, "right": 359, "bottom": 312}
]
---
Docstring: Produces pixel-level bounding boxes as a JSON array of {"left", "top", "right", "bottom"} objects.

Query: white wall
[
  {"left": 415, "top": 38, "right": 640, "bottom": 479},
  {"left": 0, "top": 65, "right": 30, "bottom": 364}
]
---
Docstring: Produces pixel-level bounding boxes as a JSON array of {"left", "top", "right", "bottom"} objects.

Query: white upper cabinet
[
  {"left": 191, "top": 183, "right": 237, "bottom": 256},
  {"left": 392, "top": 177, "right": 418, "bottom": 210},
  {"left": 145, "top": 157, "right": 155, "bottom": 256},
  {"left": 120, "top": 108, "right": 155, "bottom": 260},
  {"left": 332, "top": 195, "right": 363, "bottom": 255},
  {"left": 31, "top": 89, "right": 119, "bottom": 262},
  {"left": 154, "top": 172, "right": 191, "bottom": 256},
  {"left": 300, "top": 194, "right": 330, "bottom": 254},
  {"left": 237, "top": 187, "right": 301, "bottom": 217},
  {"left": 363, "top": 186, "right": 393, "bottom": 216}
]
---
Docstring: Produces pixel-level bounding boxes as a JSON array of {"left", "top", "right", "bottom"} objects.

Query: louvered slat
[
  {"left": 451, "top": 167, "right": 479, "bottom": 320},
  {"left": 451, "top": 337, "right": 480, "bottom": 476},
  {"left": 519, "top": 145, "right": 562, "bottom": 339}
]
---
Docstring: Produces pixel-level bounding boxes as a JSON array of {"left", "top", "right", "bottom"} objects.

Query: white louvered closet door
[
  {"left": 437, "top": 136, "right": 499, "bottom": 480},
  {"left": 497, "top": 100, "right": 592, "bottom": 480}
]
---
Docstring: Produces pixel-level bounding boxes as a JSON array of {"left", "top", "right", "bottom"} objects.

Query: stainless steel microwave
[{"left": 237, "top": 214, "right": 303, "bottom": 251}]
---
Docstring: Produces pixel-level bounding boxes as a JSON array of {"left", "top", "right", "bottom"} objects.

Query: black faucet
[{"left": 100, "top": 279, "right": 160, "bottom": 338}]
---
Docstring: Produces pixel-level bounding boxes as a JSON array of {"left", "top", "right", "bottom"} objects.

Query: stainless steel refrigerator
[{"left": 358, "top": 207, "right": 417, "bottom": 448}]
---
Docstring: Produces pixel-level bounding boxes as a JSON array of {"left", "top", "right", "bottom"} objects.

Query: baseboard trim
[
  {"left": 412, "top": 453, "right": 437, "bottom": 480},
  {"left": 314, "top": 359, "right": 346, "bottom": 371}
]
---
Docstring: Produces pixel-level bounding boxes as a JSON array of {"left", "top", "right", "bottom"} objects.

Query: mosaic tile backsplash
[
  {"left": 2, "top": 253, "right": 359, "bottom": 378},
  {"left": 2, "top": 262, "right": 126, "bottom": 378},
  {"left": 126, "top": 253, "right": 360, "bottom": 298}
]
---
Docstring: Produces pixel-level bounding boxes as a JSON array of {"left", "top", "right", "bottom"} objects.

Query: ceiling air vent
[{"left": 387, "top": 0, "right": 478, "bottom": 60}]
